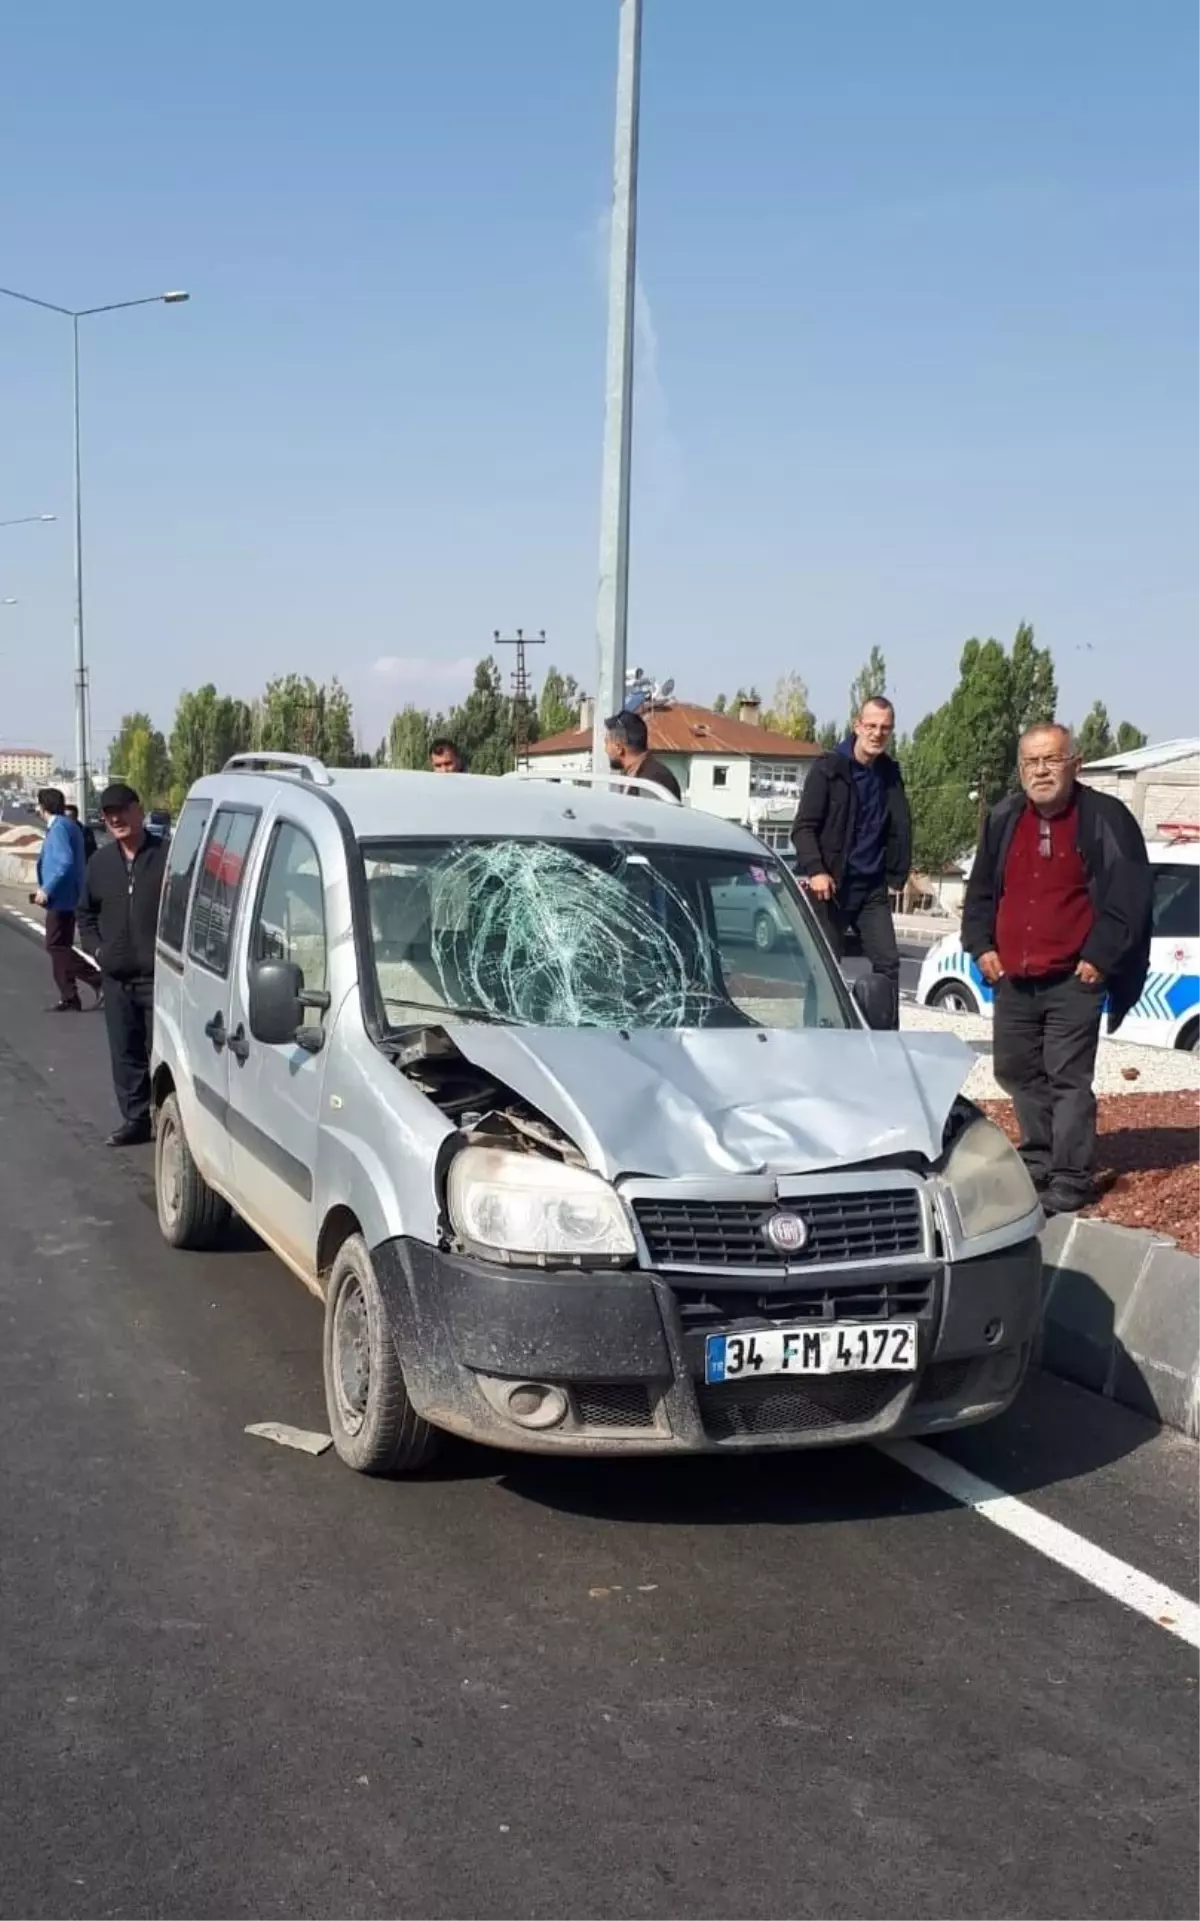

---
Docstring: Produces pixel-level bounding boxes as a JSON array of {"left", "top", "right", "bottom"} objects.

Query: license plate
[{"left": 704, "top": 1322, "right": 917, "bottom": 1384}]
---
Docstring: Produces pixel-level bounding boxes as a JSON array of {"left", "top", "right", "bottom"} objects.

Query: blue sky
[{"left": 1, "top": 0, "right": 1195, "bottom": 765}]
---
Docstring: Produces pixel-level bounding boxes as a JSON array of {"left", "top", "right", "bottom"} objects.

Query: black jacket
[
  {"left": 626, "top": 753, "right": 681, "bottom": 801},
  {"left": 791, "top": 749, "right": 912, "bottom": 892},
  {"left": 77, "top": 833, "right": 169, "bottom": 982},
  {"left": 961, "top": 784, "right": 1152, "bottom": 1031}
]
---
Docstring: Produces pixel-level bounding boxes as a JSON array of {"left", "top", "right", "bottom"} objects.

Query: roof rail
[
  {"left": 506, "top": 768, "right": 684, "bottom": 806},
  {"left": 222, "top": 752, "right": 333, "bottom": 787}
]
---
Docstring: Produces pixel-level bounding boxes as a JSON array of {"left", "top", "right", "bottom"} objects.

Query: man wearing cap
[{"left": 77, "top": 782, "right": 170, "bottom": 1146}]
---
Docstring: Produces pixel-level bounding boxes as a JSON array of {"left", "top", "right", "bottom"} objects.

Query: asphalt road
[{"left": 0, "top": 901, "right": 1195, "bottom": 1920}]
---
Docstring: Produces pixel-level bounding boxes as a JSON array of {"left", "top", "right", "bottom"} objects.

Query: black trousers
[
  {"left": 102, "top": 976, "right": 155, "bottom": 1123},
  {"left": 816, "top": 879, "right": 900, "bottom": 1029},
  {"left": 992, "top": 974, "right": 1103, "bottom": 1197},
  {"left": 44, "top": 910, "right": 101, "bottom": 1003}
]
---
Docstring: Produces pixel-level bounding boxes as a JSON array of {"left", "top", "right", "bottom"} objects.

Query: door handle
[
  {"left": 227, "top": 1022, "right": 250, "bottom": 1065},
  {"left": 203, "top": 1012, "right": 227, "bottom": 1051}
]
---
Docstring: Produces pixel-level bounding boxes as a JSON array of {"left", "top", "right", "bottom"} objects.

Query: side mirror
[{"left": 248, "top": 959, "right": 305, "bottom": 1045}]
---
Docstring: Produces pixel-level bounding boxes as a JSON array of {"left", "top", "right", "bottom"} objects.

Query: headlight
[
  {"left": 447, "top": 1147, "right": 636, "bottom": 1266},
  {"left": 940, "top": 1117, "right": 1039, "bottom": 1241}
]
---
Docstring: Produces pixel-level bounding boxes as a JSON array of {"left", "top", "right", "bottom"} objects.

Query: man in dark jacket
[
  {"left": 604, "top": 711, "right": 682, "bottom": 801},
  {"left": 77, "top": 781, "right": 170, "bottom": 1146},
  {"left": 962, "top": 722, "right": 1151, "bottom": 1215},
  {"left": 791, "top": 697, "right": 911, "bottom": 1028}
]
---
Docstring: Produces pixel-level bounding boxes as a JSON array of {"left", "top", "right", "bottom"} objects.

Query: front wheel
[
  {"left": 753, "top": 911, "right": 777, "bottom": 953},
  {"left": 155, "top": 1091, "right": 230, "bottom": 1250},
  {"left": 322, "top": 1234, "right": 441, "bottom": 1475},
  {"left": 928, "top": 979, "right": 980, "bottom": 1016}
]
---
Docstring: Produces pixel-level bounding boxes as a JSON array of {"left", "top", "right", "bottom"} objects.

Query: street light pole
[
  {"left": 0, "top": 285, "right": 189, "bottom": 816},
  {"left": 592, "top": 0, "right": 643, "bottom": 773}
]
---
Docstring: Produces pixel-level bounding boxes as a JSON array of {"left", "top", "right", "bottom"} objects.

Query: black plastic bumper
[{"left": 371, "top": 1235, "right": 1044, "bottom": 1454}]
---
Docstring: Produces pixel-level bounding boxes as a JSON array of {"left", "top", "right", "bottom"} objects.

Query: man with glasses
[{"left": 962, "top": 723, "right": 1152, "bottom": 1216}]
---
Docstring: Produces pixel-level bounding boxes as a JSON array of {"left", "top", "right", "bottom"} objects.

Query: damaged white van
[{"left": 151, "top": 755, "right": 1044, "bottom": 1473}]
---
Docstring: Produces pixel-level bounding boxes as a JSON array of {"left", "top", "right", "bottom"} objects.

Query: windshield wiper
[{"left": 382, "top": 998, "right": 516, "bottom": 1028}]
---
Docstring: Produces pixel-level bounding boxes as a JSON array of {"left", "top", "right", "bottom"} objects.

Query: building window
[
  {"left": 750, "top": 760, "right": 807, "bottom": 797},
  {"left": 712, "top": 765, "right": 729, "bottom": 789}
]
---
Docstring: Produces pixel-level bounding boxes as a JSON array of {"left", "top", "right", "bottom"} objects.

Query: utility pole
[
  {"left": 592, "top": 0, "right": 643, "bottom": 772},
  {"left": 494, "top": 628, "right": 546, "bottom": 769}
]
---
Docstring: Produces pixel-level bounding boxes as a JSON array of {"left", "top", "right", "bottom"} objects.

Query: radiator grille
[
  {"left": 697, "top": 1375, "right": 904, "bottom": 1441},
  {"left": 571, "top": 1383, "right": 656, "bottom": 1430},
  {"left": 634, "top": 1189, "right": 924, "bottom": 1271},
  {"left": 673, "top": 1274, "right": 935, "bottom": 1329}
]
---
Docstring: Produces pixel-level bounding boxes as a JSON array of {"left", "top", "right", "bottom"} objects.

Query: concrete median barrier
[
  {"left": 0, "top": 824, "right": 40, "bottom": 891},
  {"left": 1038, "top": 1215, "right": 1200, "bottom": 1438}
]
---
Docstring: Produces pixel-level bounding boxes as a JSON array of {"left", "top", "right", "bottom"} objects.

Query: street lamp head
[{"left": 162, "top": 291, "right": 190, "bottom": 304}]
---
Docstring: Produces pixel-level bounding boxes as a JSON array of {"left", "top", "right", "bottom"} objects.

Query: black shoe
[
  {"left": 106, "top": 1120, "right": 152, "bottom": 1147},
  {"left": 48, "top": 998, "right": 82, "bottom": 1013},
  {"left": 1041, "top": 1180, "right": 1098, "bottom": 1218}
]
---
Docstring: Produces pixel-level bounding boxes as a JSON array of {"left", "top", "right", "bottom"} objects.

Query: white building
[
  {"left": 526, "top": 698, "right": 821, "bottom": 851},
  {"left": 1082, "top": 738, "right": 1199, "bottom": 841}
]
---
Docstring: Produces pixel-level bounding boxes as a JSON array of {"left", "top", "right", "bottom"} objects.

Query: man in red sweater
[{"left": 962, "top": 723, "right": 1152, "bottom": 1216}]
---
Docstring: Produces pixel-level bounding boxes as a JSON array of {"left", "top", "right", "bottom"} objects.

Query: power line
[{"left": 494, "top": 628, "right": 546, "bottom": 769}]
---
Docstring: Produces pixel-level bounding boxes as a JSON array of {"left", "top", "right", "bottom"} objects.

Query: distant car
[
  {"left": 916, "top": 836, "right": 1200, "bottom": 1052},
  {"left": 146, "top": 809, "right": 172, "bottom": 843},
  {"left": 710, "top": 864, "right": 792, "bottom": 952}
]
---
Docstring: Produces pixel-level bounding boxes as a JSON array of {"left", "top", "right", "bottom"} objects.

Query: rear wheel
[
  {"left": 322, "top": 1234, "right": 441, "bottom": 1474},
  {"left": 155, "top": 1091, "right": 230, "bottom": 1249},
  {"left": 1178, "top": 1019, "right": 1199, "bottom": 1055},
  {"left": 928, "top": 979, "right": 980, "bottom": 1016}
]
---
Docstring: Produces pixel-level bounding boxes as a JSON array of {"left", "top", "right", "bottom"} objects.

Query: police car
[{"left": 916, "top": 833, "right": 1200, "bottom": 1052}]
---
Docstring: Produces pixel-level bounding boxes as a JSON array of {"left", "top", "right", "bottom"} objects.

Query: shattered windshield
[{"left": 361, "top": 838, "right": 853, "bottom": 1033}]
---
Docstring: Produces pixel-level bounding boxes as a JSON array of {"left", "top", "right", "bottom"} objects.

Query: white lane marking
[
  {"left": 884, "top": 1438, "right": 1200, "bottom": 1649},
  {"left": 3, "top": 905, "right": 93, "bottom": 965}
]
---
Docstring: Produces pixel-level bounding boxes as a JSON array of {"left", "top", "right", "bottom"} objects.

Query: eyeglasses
[{"left": 1020, "top": 755, "right": 1071, "bottom": 772}]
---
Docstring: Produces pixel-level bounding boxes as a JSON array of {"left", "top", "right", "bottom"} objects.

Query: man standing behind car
[
  {"left": 77, "top": 782, "right": 169, "bottom": 1147},
  {"left": 962, "top": 723, "right": 1151, "bottom": 1216},
  {"left": 791, "top": 697, "right": 910, "bottom": 1028}
]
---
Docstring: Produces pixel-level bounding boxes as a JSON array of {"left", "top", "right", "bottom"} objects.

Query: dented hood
[{"left": 444, "top": 1024, "right": 975, "bottom": 1181}]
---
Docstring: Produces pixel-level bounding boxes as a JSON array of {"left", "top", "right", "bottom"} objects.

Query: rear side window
[
  {"left": 1152, "top": 865, "right": 1199, "bottom": 942},
  {"left": 159, "top": 799, "right": 212, "bottom": 952},
  {"left": 188, "top": 807, "right": 259, "bottom": 976}
]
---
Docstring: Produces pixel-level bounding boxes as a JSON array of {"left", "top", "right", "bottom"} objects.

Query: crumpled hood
[{"left": 444, "top": 1024, "right": 975, "bottom": 1181}]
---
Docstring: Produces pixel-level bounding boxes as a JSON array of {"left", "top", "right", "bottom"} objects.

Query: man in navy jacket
[{"left": 34, "top": 787, "right": 102, "bottom": 1011}]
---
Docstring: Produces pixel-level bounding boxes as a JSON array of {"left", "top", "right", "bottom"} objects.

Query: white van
[
  {"left": 151, "top": 754, "right": 1044, "bottom": 1474},
  {"left": 917, "top": 836, "right": 1200, "bottom": 1051}
]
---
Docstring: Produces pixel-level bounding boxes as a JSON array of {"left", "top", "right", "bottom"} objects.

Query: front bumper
[{"left": 371, "top": 1235, "right": 1044, "bottom": 1455}]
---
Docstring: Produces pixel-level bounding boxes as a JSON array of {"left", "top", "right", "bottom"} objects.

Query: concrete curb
[{"left": 1038, "top": 1215, "right": 1200, "bottom": 1438}]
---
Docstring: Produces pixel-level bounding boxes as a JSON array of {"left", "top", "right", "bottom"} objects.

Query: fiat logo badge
[{"left": 764, "top": 1211, "right": 808, "bottom": 1254}]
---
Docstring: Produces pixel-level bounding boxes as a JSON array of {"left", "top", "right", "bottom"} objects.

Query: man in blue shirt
[
  {"left": 34, "top": 787, "right": 103, "bottom": 1011},
  {"left": 791, "top": 698, "right": 912, "bottom": 1029}
]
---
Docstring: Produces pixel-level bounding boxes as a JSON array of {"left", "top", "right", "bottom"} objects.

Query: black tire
[
  {"left": 322, "top": 1234, "right": 441, "bottom": 1475},
  {"left": 155, "top": 1091, "right": 230, "bottom": 1250},
  {"left": 1178, "top": 1020, "right": 1199, "bottom": 1056},
  {"left": 753, "top": 910, "right": 777, "bottom": 954},
  {"left": 928, "top": 979, "right": 980, "bottom": 1016}
]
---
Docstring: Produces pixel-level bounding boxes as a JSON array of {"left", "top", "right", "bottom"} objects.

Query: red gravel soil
[{"left": 981, "top": 1091, "right": 1200, "bottom": 1255}]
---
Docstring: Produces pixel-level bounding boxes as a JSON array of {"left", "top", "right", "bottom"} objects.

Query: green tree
[
  {"left": 762, "top": 672, "right": 816, "bottom": 741},
  {"left": 711, "top": 693, "right": 728, "bottom": 714},
  {"left": 816, "top": 719, "right": 839, "bottom": 751},
  {"left": 1115, "top": 721, "right": 1147, "bottom": 753},
  {"left": 253, "top": 674, "right": 357, "bottom": 765},
  {"left": 1075, "top": 701, "right": 1114, "bottom": 765},
  {"left": 1008, "top": 621, "right": 1057, "bottom": 737},
  {"left": 847, "top": 646, "right": 887, "bottom": 729},
  {"left": 169, "top": 684, "right": 253, "bottom": 807},
  {"left": 387, "top": 705, "right": 431, "bottom": 770},
  {"left": 538, "top": 666, "right": 581, "bottom": 739},
  {"left": 446, "top": 658, "right": 513, "bottom": 775},
  {"left": 110, "top": 712, "right": 171, "bottom": 808}
]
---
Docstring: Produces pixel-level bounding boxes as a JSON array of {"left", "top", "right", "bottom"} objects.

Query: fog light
[{"left": 505, "top": 1382, "right": 568, "bottom": 1430}]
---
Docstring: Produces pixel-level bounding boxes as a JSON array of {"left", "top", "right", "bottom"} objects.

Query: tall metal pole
[
  {"left": 592, "top": 0, "right": 643, "bottom": 772},
  {"left": 71, "top": 315, "right": 89, "bottom": 816}
]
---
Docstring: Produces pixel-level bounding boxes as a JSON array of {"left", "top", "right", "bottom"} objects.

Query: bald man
[{"left": 962, "top": 723, "right": 1152, "bottom": 1216}]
